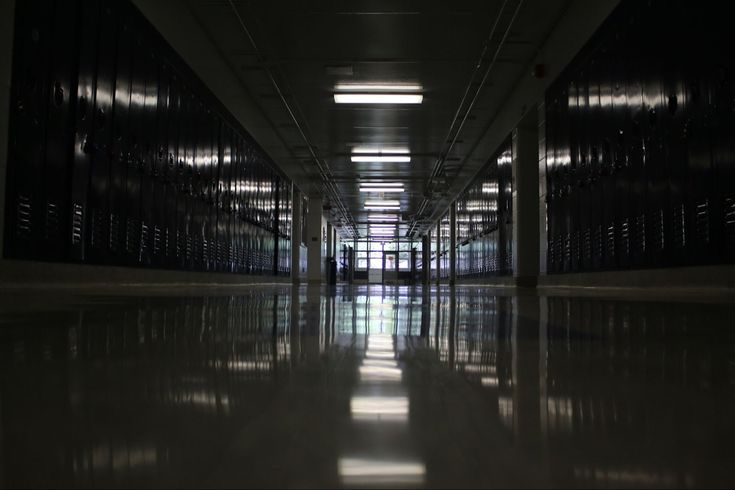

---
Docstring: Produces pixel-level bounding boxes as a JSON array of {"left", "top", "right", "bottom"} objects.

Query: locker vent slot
[
  {"left": 634, "top": 214, "right": 646, "bottom": 254},
  {"left": 16, "top": 195, "right": 32, "bottom": 238},
  {"left": 650, "top": 209, "right": 664, "bottom": 251},
  {"left": 140, "top": 222, "right": 149, "bottom": 258},
  {"left": 91, "top": 209, "right": 104, "bottom": 249},
  {"left": 725, "top": 197, "right": 735, "bottom": 244},
  {"left": 695, "top": 199, "right": 710, "bottom": 244},
  {"left": 153, "top": 226, "right": 162, "bottom": 256},
  {"left": 72, "top": 203, "right": 84, "bottom": 245},
  {"left": 593, "top": 225, "right": 603, "bottom": 261},
  {"left": 583, "top": 228, "right": 592, "bottom": 260},
  {"left": 606, "top": 223, "right": 616, "bottom": 259},
  {"left": 672, "top": 204, "right": 686, "bottom": 248},
  {"left": 109, "top": 214, "right": 120, "bottom": 253},
  {"left": 45, "top": 202, "right": 60, "bottom": 240},
  {"left": 619, "top": 218, "right": 630, "bottom": 257}
]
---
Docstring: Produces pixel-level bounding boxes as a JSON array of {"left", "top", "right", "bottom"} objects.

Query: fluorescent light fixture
[
  {"left": 352, "top": 155, "right": 411, "bottom": 163},
  {"left": 352, "top": 147, "right": 410, "bottom": 155},
  {"left": 366, "top": 200, "right": 400, "bottom": 207},
  {"left": 368, "top": 216, "right": 399, "bottom": 222},
  {"left": 360, "top": 182, "right": 405, "bottom": 187},
  {"left": 335, "top": 84, "right": 422, "bottom": 92},
  {"left": 335, "top": 93, "right": 423, "bottom": 104},
  {"left": 365, "top": 206, "right": 401, "bottom": 211},
  {"left": 361, "top": 188, "right": 404, "bottom": 193}
]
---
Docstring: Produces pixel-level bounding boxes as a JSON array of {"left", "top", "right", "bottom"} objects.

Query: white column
[
  {"left": 306, "top": 195, "right": 324, "bottom": 284},
  {"left": 291, "top": 187, "right": 302, "bottom": 284},
  {"left": 449, "top": 202, "right": 457, "bottom": 286}
]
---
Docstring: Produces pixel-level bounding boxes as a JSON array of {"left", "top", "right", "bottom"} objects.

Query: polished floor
[{"left": 0, "top": 285, "right": 734, "bottom": 488}]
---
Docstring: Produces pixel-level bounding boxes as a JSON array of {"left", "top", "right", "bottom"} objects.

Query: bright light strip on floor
[
  {"left": 350, "top": 396, "right": 409, "bottom": 421},
  {"left": 366, "top": 350, "right": 396, "bottom": 359},
  {"left": 352, "top": 147, "right": 410, "bottom": 155},
  {"left": 335, "top": 84, "right": 422, "bottom": 92},
  {"left": 339, "top": 458, "right": 426, "bottom": 486},
  {"left": 359, "top": 365, "right": 402, "bottom": 382},
  {"left": 335, "top": 93, "right": 423, "bottom": 104},
  {"left": 351, "top": 155, "right": 411, "bottom": 163}
]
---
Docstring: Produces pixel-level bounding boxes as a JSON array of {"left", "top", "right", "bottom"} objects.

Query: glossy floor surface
[{"left": 0, "top": 285, "right": 734, "bottom": 488}]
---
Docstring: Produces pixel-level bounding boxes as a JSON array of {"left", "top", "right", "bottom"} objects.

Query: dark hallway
[{"left": 1, "top": 0, "right": 735, "bottom": 488}]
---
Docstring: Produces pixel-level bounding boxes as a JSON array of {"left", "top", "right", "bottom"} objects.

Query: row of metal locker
[
  {"left": 455, "top": 140, "right": 514, "bottom": 278},
  {"left": 4, "top": 0, "right": 293, "bottom": 275},
  {"left": 545, "top": 0, "right": 735, "bottom": 274}
]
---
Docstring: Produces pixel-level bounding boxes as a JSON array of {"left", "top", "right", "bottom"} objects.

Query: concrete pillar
[
  {"left": 422, "top": 233, "right": 431, "bottom": 286},
  {"left": 449, "top": 202, "right": 457, "bottom": 286},
  {"left": 512, "top": 108, "right": 540, "bottom": 288},
  {"left": 435, "top": 225, "right": 441, "bottom": 286},
  {"left": 306, "top": 195, "right": 324, "bottom": 284},
  {"left": 0, "top": 0, "right": 16, "bottom": 259},
  {"left": 326, "top": 222, "right": 333, "bottom": 259},
  {"left": 291, "top": 188, "right": 302, "bottom": 284}
]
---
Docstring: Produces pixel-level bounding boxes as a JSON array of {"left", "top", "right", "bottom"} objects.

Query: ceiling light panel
[
  {"left": 365, "top": 200, "right": 400, "bottom": 207},
  {"left": 351, "top": 155, "right": 411, "bottom": 163},
  {"left": 335, "top": 84, "right": 422, "bottom": 92},
  {"left": 334, "top": 93, "right": 423, "bottom": 104}
]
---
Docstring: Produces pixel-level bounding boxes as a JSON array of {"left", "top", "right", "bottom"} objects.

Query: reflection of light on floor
[
  {"left": 210, "top": 360, "right": 273, "bottom": 372},
  {"left": 339, "top": 458, "right": 426, "bottom": 486},
  {"left": 351, "top": 396, "right": 409, "bottom": 421},
  {"left": 366, "top": 350, "right": 395, "bottom": 360},
  {"left": 462, "top": 364, "right": 497, "bottom": 375},
  {"left": 360, "top": 364, "right": 403, "bottom": 382},
  {"left": 481, "top": 376, "right": 498, "bottom": 387}
]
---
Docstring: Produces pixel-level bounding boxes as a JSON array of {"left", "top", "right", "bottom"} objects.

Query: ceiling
[{"left": 187, "top": 0, "right": 573, "bottom": 239}]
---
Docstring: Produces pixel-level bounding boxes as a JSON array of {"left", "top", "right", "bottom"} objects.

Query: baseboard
[
  {"left": 0, "top": 258, "right": 291, "bottom": 289},
  {"left": 537, "top": 264, "right": 735, "bottom": 290}
]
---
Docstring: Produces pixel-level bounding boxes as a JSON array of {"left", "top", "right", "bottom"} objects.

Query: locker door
[
  {"left": 588, "top": 55, "right": 605, "bottom": 271},
  {"left": 5, "top": 0, "right": 53, "bottom": 259},
  {"left": 152, "top": 61, "right": 170, "bottom": 268},
  {"left": 165, "top": 72, "right": 181, "bottom": 269},
  {"left": 179, "top": 88, "right": 194, "bottom": 270},
  {"left": 608, "top": 54, "right": 628, "bottom": 270},
  {"left": 87, "top": 1, "right": 117, "bottom": 264},
  {"left": 626, "top": 58, "right": 646, "bottom": 269},
  {"left": 558, "top": 88, "right": 572, "bottom": 273},
  {"left": 108, "top": 9, "right": 133, "bottom": 264},
  {"left": 139, "top": 44, "right": 159, "bottom": 267},
  {"left": 43, "top": 0, "right": 79, "bottom": 261},
  {"left": 643, "top": 56, "right": 667, "bottom": 268},
  {"left": 70, "top": 0, "right": 100, "bottom": 263}
]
